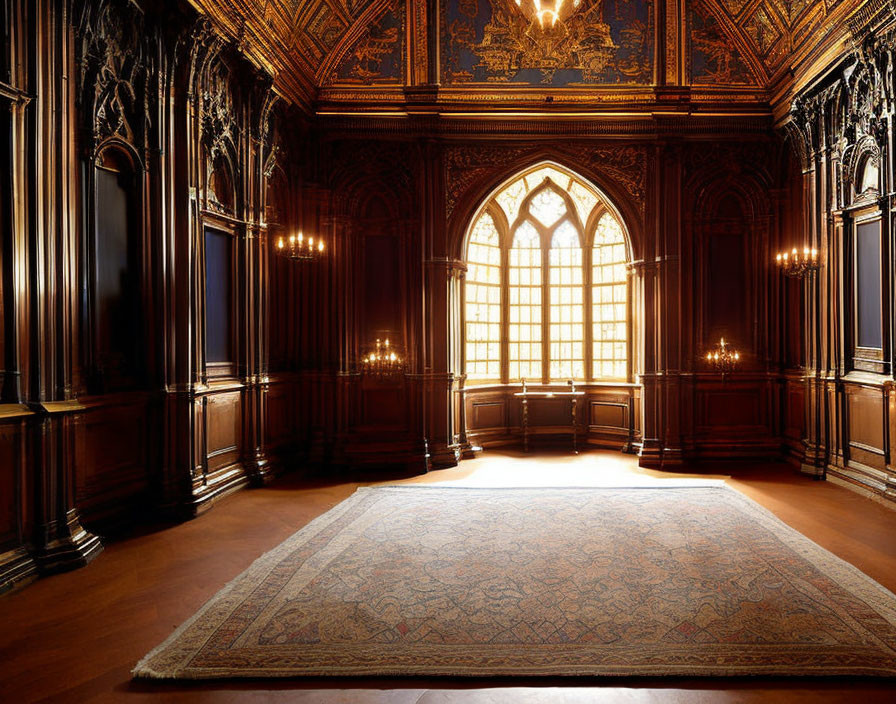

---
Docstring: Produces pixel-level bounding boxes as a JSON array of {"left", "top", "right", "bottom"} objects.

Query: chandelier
[
  {"left": 515, "top": 0, "right": 582, "bottom": 28},
  {"left": 360, "top": 338, "right": 405, "bottom": 377},
  {"left": 705, "top": 338, "right": 740, "bottom": 374},
  {"left": 275, "top": 232, "right": 324, "bottom": 262},
  {"left": 775, "top": 246, "right": 819, "bottom": 278}
]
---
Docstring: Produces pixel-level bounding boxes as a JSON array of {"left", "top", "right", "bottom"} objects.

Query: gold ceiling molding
[
  {"left": 700, "top": 0, "right": 768, "bottom": 85},
  {"left": 315, "top": 0, "right": 397, "bottom": 85}
]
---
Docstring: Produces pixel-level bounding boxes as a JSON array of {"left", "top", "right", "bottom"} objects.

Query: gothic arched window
[{"left": 464, "top": 164, "right": 631, "bottom": 384}]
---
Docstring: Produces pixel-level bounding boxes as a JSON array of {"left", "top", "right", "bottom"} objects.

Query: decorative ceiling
[{"left": 188, "top": 0, "right": 868, "bottom": 112}]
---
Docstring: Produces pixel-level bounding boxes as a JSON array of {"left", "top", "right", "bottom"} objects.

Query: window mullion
[
  {"left": 542, "top": 230, "right": 550, "bottom": 384},
  {"left": 501, "top": 234, "right": 509, "bottom": 384},
  {"left": 585, "top": 237, "right": 593, "bottom": 382}
]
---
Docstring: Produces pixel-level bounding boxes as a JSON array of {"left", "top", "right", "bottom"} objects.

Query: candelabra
[
  {"left": 775, "top": 246, "right": 819, "bottom": 278},
  {"left": 275, "top": 232, "right": 324, "bottom": 262},
  {"left": 705, "top": 337, "right": 740, "bottom": 374},
  {"left": 360, "top": 338, "right": 404, "bottom": 377}
]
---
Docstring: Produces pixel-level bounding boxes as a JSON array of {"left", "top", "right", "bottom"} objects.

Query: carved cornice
[
  {"left": 75, "top": 0, "right": 148, "bottom": 149},
  {"left": 317, "top": 114, "right": 773, "bottom": 138},
  {"left": 845, "top": 0, "right": 896, "bottom": 42}
]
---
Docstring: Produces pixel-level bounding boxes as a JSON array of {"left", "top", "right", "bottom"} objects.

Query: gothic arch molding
[{"left": 448, "top": 152, "right": 644, "bottom": 265}]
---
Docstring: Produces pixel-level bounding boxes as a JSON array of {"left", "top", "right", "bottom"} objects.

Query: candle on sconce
[
  {"left": 361, "top": 337, "right": 404, "bottom": 377},
  {"left": 775, "top": 244, "right": 820, "bottom": 278},
  {"left": 274, "top": 230, "right": 325, "bottom": 262},
  {"left": 705, "top": 337, "right": 739, "bottom": 374}
]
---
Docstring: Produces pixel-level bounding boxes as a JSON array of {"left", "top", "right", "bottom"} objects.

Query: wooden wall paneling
[
  {"left": 463, "top": 384, "right": 640, "bottom": 451},
  {"left": 783, "top": 374, "right": 807, "bottom": 458},
  {"left": 73, "top": 394, "right": 155, "bottom": 527},
  {"left": 0, "top": 413, "right": 37, "bottom": 592},
  {"left": 888, "top": 384, "right": 896, "bottom": 501},
  {"left": 789, "top": 5, "right": 896, "bottom": 502}
]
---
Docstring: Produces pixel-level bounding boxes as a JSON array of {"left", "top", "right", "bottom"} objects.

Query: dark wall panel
[
  {"left": 205, "top": 228, "right": 233, "bottom": 363},
  {"left": 94, "top": 166, "right": 141, "bottom": 387},
  {"left": 856, "top": 220, "right": 882, "bottom": 350},
  {"left": 707, "top": 229, "right": 747, "bottom": 344}
]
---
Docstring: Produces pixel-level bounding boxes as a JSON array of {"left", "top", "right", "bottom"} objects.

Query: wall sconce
[
  {"left": 775, "top": 246, "right": 819, "bottom": 278},
  {"left": 276, "top": 232, "right": 325, "bottom": 262},
  {"left": 705, "top": 337, "right": 740, "bottom": 375},
  {"left": 360, "top": 338, "right": 405, "bottom": 377}
]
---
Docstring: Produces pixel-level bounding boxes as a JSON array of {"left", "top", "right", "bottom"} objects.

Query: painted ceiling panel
[
  {"left": 190, "top": 0, "right": 866, "bottom": 106},
  {"left": 440, "top": 0, "right": 654, "bottom": 87}
]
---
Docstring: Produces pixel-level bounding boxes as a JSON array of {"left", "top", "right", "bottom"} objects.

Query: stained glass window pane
[
  {"left": 495, "top": 178, "right": 526, "bottom": 227},
  {"left": 528, "top": 188, "right": 567, "bottom": 228},
  {"left": 508, "top": 221, "right": 542, "bottom": 381},
  {"left": 592, "top": 212, "right": 627, "bottom": 380},
  {"left": 465, "top": 213, "right": 501, "bottom": 381},
  {"left": 549, "top": 221, "right": 584, "bottom": 380},
  {"left": 524, "top": 167, "right": 570, "bottom": 192},
  {"left": 569, "top": 181, "right": 598, "bottom": 228}
]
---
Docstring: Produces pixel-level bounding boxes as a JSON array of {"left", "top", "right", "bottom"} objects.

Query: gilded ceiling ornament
[{"left": 443, "top": 0, "right": 650, "bottom": 86}]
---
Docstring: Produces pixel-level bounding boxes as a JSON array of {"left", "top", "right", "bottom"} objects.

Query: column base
[
  {"left": 34, "top": 512, "right": 103, "bottom": 576},
  {"left": 427, "top": 443, "right": 460, "bottom": 470},
  {"left": 458, "top": 440, "right": 477, "bottom": 460},
  {"left": 247, "top": 450, "right": 275, "bottom": 486},
  {"left": 637, "top": 439, "right": 663, "bottom": 468},
  {"left": 0, "top": 547, "right": 38, "bottom": 594},
  {"left": 800, "top": 462, "right": 825, "bottom": 478}
]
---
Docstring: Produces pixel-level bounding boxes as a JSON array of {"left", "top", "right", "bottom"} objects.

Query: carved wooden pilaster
[
  {"left": 633, "top": 257, "right": 662, "bottom": 467},
  {"left": 24, "top": 0, "right": 104, "bottom": 571},
  {"left": 420, "top": 138, "right": 457, "bottom": 470},
  {"left": 32, "top": 404, "right": 102, "bottom": 573}
]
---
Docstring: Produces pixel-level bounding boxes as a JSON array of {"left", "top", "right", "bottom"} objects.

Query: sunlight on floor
[{"left": 376, "top": 449, "right": 732, "bottom": 489}]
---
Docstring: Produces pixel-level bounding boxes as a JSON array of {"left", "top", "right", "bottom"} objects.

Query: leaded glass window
[
  {"left": 592, "top": 213, "right": 627, "bottom": 380},
  {"left": 465, "top": 213, "right": 501, "bottom": 380},
  {"left": 549, "top": 221, "right": 584, "bottom": 380},
  {"left": 508, "top": 221, "right": 543, "bottom": 381},
  {"left": 463, "top": 164, "right": 630, "bottom": 384}
]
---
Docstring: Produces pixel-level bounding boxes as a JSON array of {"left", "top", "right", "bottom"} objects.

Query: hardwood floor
[{"left": 2, "top": 450, "right": 896, "bottom": 703}]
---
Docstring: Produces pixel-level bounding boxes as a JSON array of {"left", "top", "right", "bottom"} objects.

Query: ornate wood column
[
  {"left": 637, "top": 144, "right": 665, "bottom": 468},
  {"left": 157, "top": 18, "right": 206, "bottom": 516},
  {"left": 0, "top": 0, "right": 38, "bottom": 592},
  {"left": 636, "top": 258, "right": 662, "bottom": 467},
  {"left": 797, "top": 99, "right": 827, "bottom": 477},
  {"left": 659, "top": 142, "right": 685, "bottom": 465},
  {"left": 243, "top": 86, "right": 277, "bottom": 485},
  {"left": 29, "top": 0, "right": 102, "bottom": 571},
  {"left": 448, "top": 259, "right": 474, "bottom": 458},
  {"left": 419, "top": 137, "right": 458, "bottom": 469},
  {"left": 328, "top": 206, "right": 357, "bottom": 465}
]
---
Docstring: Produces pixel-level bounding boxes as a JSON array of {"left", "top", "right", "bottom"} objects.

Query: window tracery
[{"left": 464, "top": 165, "right": 630, "bottom": 384}]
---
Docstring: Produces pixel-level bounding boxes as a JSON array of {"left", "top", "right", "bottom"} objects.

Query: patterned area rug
[{"left": 134, "top": 486, "right": 896, "bottom": 678}]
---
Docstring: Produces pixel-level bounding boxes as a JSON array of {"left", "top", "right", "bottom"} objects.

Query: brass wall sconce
[
  {"left": 705, "top": 337, "right": 740, "bottom": 375},
  {"left": 360, "top": 338, "right": 405, "bottom": 377},
  {"left": 775, "top": 246, "right": 819, "bottom": 278},
  {"left": 276, "top": 232, "right": 325, "bottom": 262}
]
